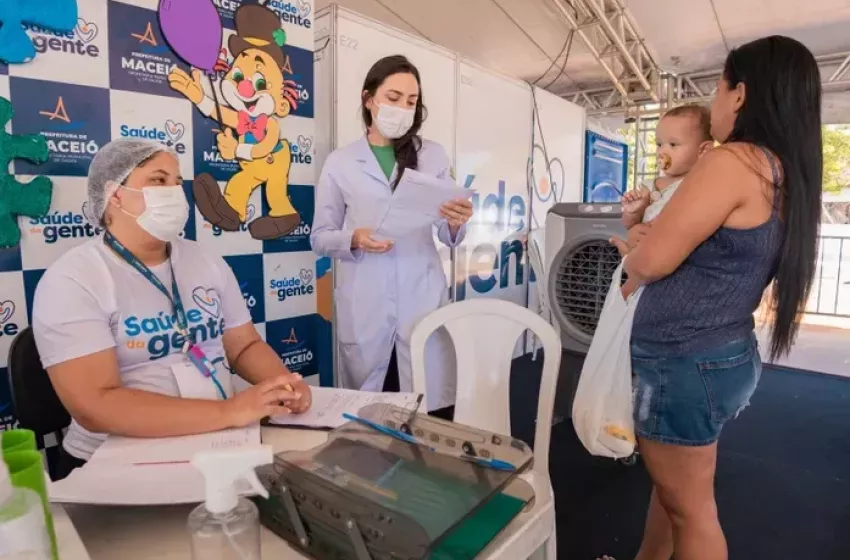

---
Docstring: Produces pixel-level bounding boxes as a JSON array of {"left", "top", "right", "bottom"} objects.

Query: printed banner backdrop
[
  {"left": 0, "top": 0, "right": 323, "bottom": 431},
  {"left": 454, "top": 69, "right": 584, "bottom": 314},
  {"left": 455, "top": 60, "right": 532, "bottom": 308}
]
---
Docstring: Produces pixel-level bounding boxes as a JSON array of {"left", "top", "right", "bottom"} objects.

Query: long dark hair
[
  {"left": 361, "top": 55, "right": 426, "bottom": 189},
  {"left": 724, "top": 36, "right": 822, "bottom": 359}
]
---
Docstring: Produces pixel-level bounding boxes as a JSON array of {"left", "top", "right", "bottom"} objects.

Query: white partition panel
[
  {"left": 530, "top": 86, "right": 586, "bottom": 227},
  {"left": 455, "top": 59, "right": 532, "bottom": 306},
  {"left": 527, "top": 87, "right": 586, "bottom": 352},
  {"left": 333, "top": 12, "right": 456, "bottom": 156},
  {"left": 313, "top": 11, "right": 334, "bottom": 172}
]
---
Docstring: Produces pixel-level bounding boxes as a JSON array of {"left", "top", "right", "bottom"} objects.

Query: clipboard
[{"left": 255, "top": 403, "right": 535, "bottom": 560}]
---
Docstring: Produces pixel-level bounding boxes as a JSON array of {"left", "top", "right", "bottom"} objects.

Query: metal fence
[{"left": 807, "top": 234, "right": 850, "bottom": 317}]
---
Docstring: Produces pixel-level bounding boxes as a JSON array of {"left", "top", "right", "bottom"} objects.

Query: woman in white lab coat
[{"left": 311, "top": 55, "right": 473, "bottom": 416}]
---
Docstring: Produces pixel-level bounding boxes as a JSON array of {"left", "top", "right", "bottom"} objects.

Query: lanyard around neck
[{"left": 103, "top": 232, "right": 189, "bottom": 336}]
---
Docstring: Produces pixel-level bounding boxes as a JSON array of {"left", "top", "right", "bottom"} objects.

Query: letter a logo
[
  {"left": 283, "top": 328, "right": 298, "bottom": 345},
  {"left": 131, "top": 22, "right": 157, "bottom": 46},
  {"left": 39, "top": 97, "right": 71, "bottom": 123}
]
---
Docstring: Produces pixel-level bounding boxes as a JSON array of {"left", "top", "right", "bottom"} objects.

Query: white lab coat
[{"left": 311, "top": 136, "right": 465, "bottom": 410}]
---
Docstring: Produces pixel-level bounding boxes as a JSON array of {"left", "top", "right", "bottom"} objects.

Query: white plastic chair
[
  {"left": 527, "top": 228, "right": 559, "bottom": 361},
  {"left": 410, "top": 299, "right": 561, "bottom": 560}
]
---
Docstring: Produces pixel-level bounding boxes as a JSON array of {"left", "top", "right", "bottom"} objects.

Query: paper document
[
  {"left": 48, "top": 463, "right": 257, "bottom": 506},
  {"left": 268, "top": 387, "right": 421, "bottom": 429},
  {"left": 375, "top": 169, "right": 472, "bottom": 239},
  {"left": 87, "top": 424, "right": 261, "bottom": 466},
  {"left": 48, "top": 425, "right": 262, "bottom": 505}
]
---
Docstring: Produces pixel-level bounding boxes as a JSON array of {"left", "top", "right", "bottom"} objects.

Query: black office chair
[{"left": 7, "top": 327, "right": 71, "bottom": 449}]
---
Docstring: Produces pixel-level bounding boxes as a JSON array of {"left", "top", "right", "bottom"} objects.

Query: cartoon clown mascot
[{"left": 168, "top": 5, "right": 300, "bottom": 240}]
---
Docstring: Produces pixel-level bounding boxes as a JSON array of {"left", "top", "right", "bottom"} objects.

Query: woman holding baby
[{"left": 604, "top": 35, "right": 823, "bottom": 560}]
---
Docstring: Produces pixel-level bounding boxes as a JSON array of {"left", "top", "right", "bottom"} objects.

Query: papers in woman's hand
[
  {"left": 48, "top": 426, "right": 262, "bottom": 506},
  {"left": 375, "top": 169, "right": 472, "bottom": 239}
]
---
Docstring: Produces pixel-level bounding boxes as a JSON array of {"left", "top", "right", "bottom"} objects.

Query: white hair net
[{"left": 86, "top": 138, "right": 180, "bottom": 224}]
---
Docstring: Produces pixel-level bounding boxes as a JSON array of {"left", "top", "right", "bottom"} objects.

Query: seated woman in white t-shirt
[{"left": 32, "top": 139, "right": 312, "bottom": 479}]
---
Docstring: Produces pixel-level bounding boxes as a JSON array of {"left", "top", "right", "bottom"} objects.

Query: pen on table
[
  {"left": 342, "top": 413, "right": 515, "bottom": 471},
  {"left": 412, "top": 394, "right": 423, "bottom": 413},
  {"left": 133, "top": 460, "right": 190, "bottom": 467},
  {"left": 401, "top": 393, "right": 424, "bottom": 434},
  {"left": 342, "top": 413, "right": 418, "bottom": 444}
]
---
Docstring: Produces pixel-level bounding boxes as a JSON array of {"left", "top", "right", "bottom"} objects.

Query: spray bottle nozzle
[{"left": 191, "top": 445, "right": 274, "bottom": 514}]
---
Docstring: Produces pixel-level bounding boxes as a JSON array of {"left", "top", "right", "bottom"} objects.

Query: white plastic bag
[{"left": 572, "top": 261, "right": 642, "bottom": 459}]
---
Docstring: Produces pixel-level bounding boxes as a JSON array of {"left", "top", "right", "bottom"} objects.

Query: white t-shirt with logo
[{"left": 32, "top": 237, "right": 252, "bottom": 460}]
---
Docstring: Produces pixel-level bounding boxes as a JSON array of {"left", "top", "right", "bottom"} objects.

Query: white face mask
[
  {"left": 119, "top": 185, "right": 189, "bottom": 242},
  {"left": 374, "top": 103, "right": 415, "bottom": 140}
]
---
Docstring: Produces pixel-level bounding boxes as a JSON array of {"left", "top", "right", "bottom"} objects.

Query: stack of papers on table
[
  {"left": 268, "top": 387, "right": 421, "bottom": 429},
  {"left": 48, "top": 425, "right": 261, "bottom": 506}
]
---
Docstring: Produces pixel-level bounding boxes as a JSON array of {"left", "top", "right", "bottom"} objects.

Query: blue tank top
[{"left": 632, "top": 147, "right": 784, "bottom": 356}]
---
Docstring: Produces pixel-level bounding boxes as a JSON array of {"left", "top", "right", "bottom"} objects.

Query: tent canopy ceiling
[{"left": 317, "top": 0, "right": 850, "bottom": 122}]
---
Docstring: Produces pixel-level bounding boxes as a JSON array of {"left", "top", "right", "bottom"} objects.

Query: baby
[
  {"left": 618, "top": 104, "right": 714, "bottom": 298},
  {"left": 622, "top": 104, "right": 714, "bottom": 229}
]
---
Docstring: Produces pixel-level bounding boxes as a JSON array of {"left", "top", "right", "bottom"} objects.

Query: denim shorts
[{"left": 631, "top": 333, "right": 762, "bottom": 446}]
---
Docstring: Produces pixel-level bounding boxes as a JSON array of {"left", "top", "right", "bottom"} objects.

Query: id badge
[{"left": 172, "top": 359, "right": 232, "bottom": 400}]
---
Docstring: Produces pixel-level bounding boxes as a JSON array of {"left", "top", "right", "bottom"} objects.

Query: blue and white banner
[{"left": 0, "top": 0, "right": 321, "bottom": 430}]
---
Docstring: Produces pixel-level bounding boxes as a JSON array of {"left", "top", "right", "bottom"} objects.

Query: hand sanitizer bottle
[
  {"left": 188, "top": 446, "right": 274, "bottom": 560},
  {"left": 0, "top": 460, "right": 51, "bottom": 560}
]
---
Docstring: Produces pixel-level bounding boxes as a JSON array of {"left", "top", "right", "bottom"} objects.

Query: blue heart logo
[
  {"left": 297, "top": 0, "right": 312, "bottom": 17},
  {"left": 192, "top": 288, "right": 221, "bottom": 318},
  {"left": 299, "top": 268, "right": 313, "bottom": 285},
  {"left": 75, "top": 18, "right": 98, "bottom": 44},
  {"left": 165, "top": 120, "right": 185, "bottom": 143},
  {"left": 0, "top": 301, "right": 14, "bottom": 324}
]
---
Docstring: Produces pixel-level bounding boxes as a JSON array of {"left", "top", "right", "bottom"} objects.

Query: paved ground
[{"left": 757, "top": 321, "right": 850, "bottom": 378}]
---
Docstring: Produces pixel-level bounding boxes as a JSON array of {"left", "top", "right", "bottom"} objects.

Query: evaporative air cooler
[{"left": 545, "top": 202, "right": 627, "bottom": 355}]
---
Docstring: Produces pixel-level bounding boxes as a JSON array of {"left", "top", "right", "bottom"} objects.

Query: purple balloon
[{"left": 158, "top": 0, "right": 223, "bottom": 72}]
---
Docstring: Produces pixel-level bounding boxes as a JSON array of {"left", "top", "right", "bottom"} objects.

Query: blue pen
[
  {"left": 342, "top": 413, "right": 515, "bottom": 472},
  {"left": 343, "top": 413, "right": 419, "bottom": 443}
]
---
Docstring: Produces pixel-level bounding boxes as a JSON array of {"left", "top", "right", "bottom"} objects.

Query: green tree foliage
[
  {"left": 822, "top": 125, "right": 850, "bottom": 193},
  {"left": 618, "top": 123, "right": 656, "bottom": 191}
]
